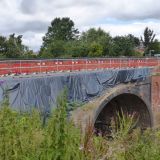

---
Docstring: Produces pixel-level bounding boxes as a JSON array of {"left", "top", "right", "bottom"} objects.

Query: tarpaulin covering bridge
[{"left": 0, "top": 67, "right": 152, "bottom": 117}]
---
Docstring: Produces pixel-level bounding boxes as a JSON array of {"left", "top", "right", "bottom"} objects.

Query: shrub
[{"left": 1, "top": 94, "right": 160, "bottom": 160}]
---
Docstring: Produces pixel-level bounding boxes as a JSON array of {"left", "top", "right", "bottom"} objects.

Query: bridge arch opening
[{"left": 94, "top": 93, "right": 152, "bottom": 135}]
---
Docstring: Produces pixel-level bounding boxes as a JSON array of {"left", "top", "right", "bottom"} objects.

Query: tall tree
[
  {"left": 110, "top": 36, "right": 136, "bottom": 56},
  {"left": 5, "top": 34, "right": 25, "bottom": 58},
  {"left": 80, "top": 28, "right": 112, "bottom": 56},
  {"left": 148, "top": 39, "right": 160, "bottom": 54},
  {"left": 88, "top": 42, "right": 103, "bottom": 57},
  {"left": 127, "top": 34, "right": 140, "bottom": 47},
  {"left": 40, "top": 17, "right": 79, "bottom": 57},
  {"left": 141, "top": 27, "right": 156, "bottom": 53},
  {"left": 0, "top": 34, "right": 32, "bottom": 58},
  {"left": 0, "top": 36, "right": 7, "bottom": 57}
]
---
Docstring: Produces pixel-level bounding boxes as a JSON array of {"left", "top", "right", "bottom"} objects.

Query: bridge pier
[{"left": 151, "top": 74, "right": 160, "bottom": 127}]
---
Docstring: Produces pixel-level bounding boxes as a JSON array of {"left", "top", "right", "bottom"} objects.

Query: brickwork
[
  {"left": 71, "top": 66, "right": 160, "bottom": 129},
  {"left": 151, "top": 76, "right": 160, "bottom": 112},
  {"left": 72, "top": 81, "right": 153, "bottom": 131},
  {"left": 151, "top": 73, "right": 160, "bottom": 126}
]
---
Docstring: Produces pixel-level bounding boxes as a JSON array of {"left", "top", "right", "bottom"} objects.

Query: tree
[
  {"left": 22, "top": 48, "right": 37, "bottom": 58},
  {"left": 88, "top": 42, "right": 103, "bottom": 57},
  {"left": 5, "top": 34, "right": 25, "bottom": 58},
  {"left": 149, "top": 39, "right": 160, "bottom": 54},
  {"left": 110, "top": 36, "right": 136, "bottom": 56},
  {"left": 0, "top": 34, "right": 33, "bottom": 58},
  {"left": 68, "top": 40, "right": 90, "bottom": 57},
  {"left": 127, "top": 34, "right": 140, "bottom": 47},
  {"left": 0, "top": 36, "right": 7, "bottom": 57},
  {"left": 141, "top": 27, "right": 156, "bottom": 54},
  {"left": 81, "top": 28, "right": 107, "bottom": 42},
  {"left": 80, "top": 28, "right": 112, "bottom": 56},
  {"left": 40, "top": 17, "right": 79, "bottom": 57}
]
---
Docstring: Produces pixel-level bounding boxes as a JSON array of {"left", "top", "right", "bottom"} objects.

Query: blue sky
[{"left": 0, "top": 0, "right": 160, "bottom": 51}]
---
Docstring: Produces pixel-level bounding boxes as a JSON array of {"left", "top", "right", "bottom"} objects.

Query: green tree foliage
[
  {"left": 40, "top": 18, "right": 142, "bottom": 58},
  {"left": 149, "top": 39, "right": 160, "bottom": 54},
  {"left": 0, "top": 34, "right": 34, "bottom": 58},
  {"left": 40, "top": 40, "right": 66, "bottom": 58},
  {"left": 63, "top": 40, "right": 88, "bottom": 58},
  {"left": 44, "top": 17, "right": 79, "bottom": 42},
  {"left": 110, "top": 35, "right": 137, "bottom": 56},
  {"left": 22, "top": 49, "right": 37, "bottom": 58},
  {"left": 0, "top": 36, "right": 7, "bottom": 58},
  {"left": 88, "top": 42, "right": 103, "bottom": 57},
  {"left": 1, "top": 18, "right": 160, "bottom": 58},
  {"left": 128, "top": 34, "right": 140, "bottom": 47},
  {"left": 66, "top": 40, "right": 89, "bottom": 57},
  {"left": 80, "top": 28, "right": 112, "bottom": 56},
  {"left": 141, "top": 27, "right": 156, "bottom": 54},
  {"left": 40, "top": 17, "right": 79, "bottom": 57},
  {"left": 39, "top": 18, "right": 160, "bottom": 58},
  {"left": 6, "top": 34, "right": 25, "bottom": 58},
  {"left": 141, "top": 27, "right": 156, "bottom": 47}
]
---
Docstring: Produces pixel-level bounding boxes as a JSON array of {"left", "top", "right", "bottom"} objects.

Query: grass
[{"left": 0, "top": 93, "right": 160, "bottom": 159}]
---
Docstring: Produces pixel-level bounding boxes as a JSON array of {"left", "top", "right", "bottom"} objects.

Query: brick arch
[
  {"left": 71, "top": 82, "right": 152, "bottom": 132},
  {"left": 94, "top": 93, "right": 152, "bottom": 134}
]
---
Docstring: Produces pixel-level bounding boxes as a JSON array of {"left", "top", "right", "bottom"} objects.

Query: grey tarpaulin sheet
[{"left": 0, "top": 68, "right": 151, "bottom": 114}]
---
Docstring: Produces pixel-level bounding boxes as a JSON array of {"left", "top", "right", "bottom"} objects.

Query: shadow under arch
[{"left": 94, "top": 93, "right": 153, "bottom": 135}]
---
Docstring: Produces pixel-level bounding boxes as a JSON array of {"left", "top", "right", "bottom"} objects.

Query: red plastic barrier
[{"left": 0, "top": 58, "right": 159, "bottom": 76}]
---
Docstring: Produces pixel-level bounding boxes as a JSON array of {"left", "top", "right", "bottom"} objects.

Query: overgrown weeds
[{"left": 0, "top": 93, "right": 160, "bottom": 160}]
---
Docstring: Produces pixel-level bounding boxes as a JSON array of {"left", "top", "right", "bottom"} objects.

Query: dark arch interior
[{"left": 94, "top": 93, "right": 151, "bottom": 135}]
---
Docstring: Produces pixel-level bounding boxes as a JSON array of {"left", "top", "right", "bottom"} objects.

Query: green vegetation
[
  {"left": 0, "top": 34, "right": 35, "bottom": 58},
  {"left": 39, "top": 18, "right": 142, "bottom": 58},
  {"left": 1, "top": 17, "right": 160, "bottom": 58},
  {"left": 141, "top": 27, "right": 156, "bottom": 55},
  {"left": 39, "top": 17, "right": 160, "bottom": 58},
  {"left": 0, "top": 93, "right": 160, "bottom": 160}
]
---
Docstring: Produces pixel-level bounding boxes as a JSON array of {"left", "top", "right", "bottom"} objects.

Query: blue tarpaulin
[{"left": 0, "top": 68, "right": 152, "bottom": 114}]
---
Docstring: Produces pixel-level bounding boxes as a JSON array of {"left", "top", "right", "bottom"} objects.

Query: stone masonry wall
[{"left": 152, "top": 75, "right": 160, "bottom": 126}]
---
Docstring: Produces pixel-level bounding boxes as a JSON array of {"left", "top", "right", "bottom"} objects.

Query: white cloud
[
  {"left": 22, "top": 32, "right": 44, "bottom": 50},
  {"left": 0, "top": 0, "right": 160, "bottom": 51}
]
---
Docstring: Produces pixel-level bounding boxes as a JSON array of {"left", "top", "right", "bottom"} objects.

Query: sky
[{"left": 1, "top": 0, "right": 160, "bottom": 51}]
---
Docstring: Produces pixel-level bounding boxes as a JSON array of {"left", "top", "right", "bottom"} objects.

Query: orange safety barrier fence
[{"left": 0, "top": 58, "right": 159, "bottom": 76}]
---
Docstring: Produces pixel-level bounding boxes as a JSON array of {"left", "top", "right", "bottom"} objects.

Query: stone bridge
[
  {"left": 0, "top": 67, "right": 160, "bottom": 132},
  {"left": 72, "top": 71, "right": 160, "bottom": 132}
]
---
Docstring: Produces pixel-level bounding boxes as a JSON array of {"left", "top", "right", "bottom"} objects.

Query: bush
[{"left": 1, "top": 95, "right": 160, "bottom": 159}]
